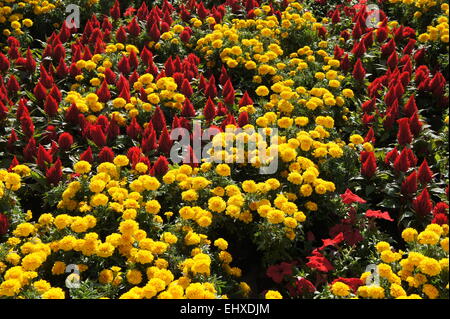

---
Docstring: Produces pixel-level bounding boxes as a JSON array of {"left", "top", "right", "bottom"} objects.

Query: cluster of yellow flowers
[
  {"left": 331, "top": 223, "right": 449, "bottom": 299},
  {"left": 0, "top": 166, "right": 29, "bottom": 198},
  {"left": 67, "top": 51, "right": 186, "bottom": 121},
  {"left": 418, "top": 13, "right": 449, "bottom": 43},
  {"left": 1, "top": 158, "right": 260, "bottom": 298}
]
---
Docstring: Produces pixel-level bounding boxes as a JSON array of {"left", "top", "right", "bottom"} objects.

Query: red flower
[
  {"left": 340, "top": 188, "right": 367, "bottom": 205},
  {"left": 361, "top": 152, "right": 377, "bottom": 178},
  {"left": 418, "top": 159, "right": 433, "bottom": 185},
  {"left": 58, "top": 132, "right": 74, "bottom": 151},
  {"left": 239, "top": 91, "right": 254, "bottom": 107},
  {"left": 0, "top": 52, "right": 10, "bottom": 73},
  {"left": 352, "top": 58, "right": 366, "bottom": 81},
  {"left": 203, "top": 97, "right": 217, "bottom": 121},
  {"left": 98, "top": 146, "right": 115, "bottom": 163},
  {"left": 295, "top": 277, "right": 316, "bottom": 295},
  {"left": 152, "top": 156, "right": 169, "bottom": 176},
  {"left": 237, "top": 111, "right": 249, "bottom": 127},
  {"left": 433, "top": 202, "right": 449, "bottom": 215},
  {"left": 152, "top": 106, "right": 167, "bottom": 134},
  {"left": 157, "top": 127, "right": 173, "bottom": 154},
  {"left": 110, "top": 0, "right": 121, "bottom": 20},
  {"left": 181, "top": 98, "right": 196, "bottom": 117},
  {"left": 365, "top": 210, "right": 394, "bottom": 222},
  {"left": 319, "top": 232, "right": 345, "bottom": 250},
  {"left": 401, "top": 171, "right": 418, "bottom": 195},
  {"left": 393, "top": 147, "right": 410, "bottom": 173},
  {"left": 432, "top": 213, "right": 449, "bottom": 226},
  {"left": 46, "top": 158, "right": 62, "bottom": 185},
  {"left": 89, "top": 125, "right": 107, "bottom": 147},
  {"left": 413, "top": 188, "right": 433, "bottom": 218},
  {"left": 36, "top": 145, "right": 53, "bottom": 170},
  {"left": 126, "top": 117, "right": 142, "bottom": 140},
  {"left": 44, "top": 95, "right": 59, "bottom": 117},
  {"left": 306, "top": 253, "right": 334, "bottom": 273},
  {"left": 127, "top": 17, "right": 141, "bottom": 37},
  {"left": 96, "top": 80, "right": 111, "bottom": 102},
  {"left": 397, "top": 118, "right": 412, "bottom": 145},
  {"left": 266, "top": 263, "right": 293, "bottom": 284},
  {"left": 0, "top": 213, "right": 9, "bottom": 235},
  {"left": 80, "top": 146, "right": 93, "bottom": 163}
]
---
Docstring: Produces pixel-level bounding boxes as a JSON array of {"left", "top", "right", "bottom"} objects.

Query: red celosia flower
[
  {"left": 409, "top": 112, "right": 422, "bottom": 136},
  {"left": 352, "top": 58, "right": 366, "bottom": 81},
  {"left": 127, "top": 17, "right": 141, "bottom": 37},
  {"left": 89, "top": 125, "right": 107, "bottom": 147},
  {"left": 401, "top": 170, "right": 418, "bottom": 195},
  {"left": 237, "top": 111, "right": 249, "bottom": 127},
  {"left": 365, "top": 210, "right": 394, "bottom": 222},
  {"left": 157, "top": 127, "right": 173, "bottom": 154},
  {"left": 239, "top": 91, "right": 253, "bottom": 107},
  {"left": 203, "top": 97, "right": 217, "bottom": 121},
  {"left": 418, "top": 159, "right": 433, "bottom": 185},
  {"left": 149, "top": 23, "right": 161, "bottom": 42},
  {"left": 433, "top": 202, "right": 449, "bottom": 215},
  {"left": 340, "top": 189, "right": 366, "bottom": 205},
  {"left": 152, "top": 156, "right": 169, "bottom": 176},
  {"left": 126, "top": 117, "right": 142, "bottom": 140},
  {"left": 98, "top": 146, "right": 115, "bottom": 163},
  {"left": 181, "top": 98, "right": 196, "bottom": 117},
  {"left": 361, "top": 152, "right": 377, "bottom": 178},
  {"left": 110, "top": 0, "right": 121, "bottom": 20},
  {"left": 393, "top": 147, "right": 411, "bottom": 173},
  {"left": 96, "top": 80, "right": 111, "bottom": 102},
  {"left": 0, "top": 52, "right": 10, "bottom": 73},
  {"left": 152, "top": 106, "right": 167, "bottom": 134},
  {"left": 46, "top": 158, "right": 62, "bottom": 185},
  {"left": 413, "top": 188, "right": 433, "bottom": 218},
  {"left": 80, "top": 146, "right": 93, "bottom": 163},
  {"left": 57, "top": 132, "right": 73, "bottom": 151},
  {"left": 36, "top": 145, "right": 53, "bottom": 170},
  {"left": 44, "top": 95, "right": 59, "bottom": 117},
  {"left": 397, "top": 118, "right": 412, "bottom": 145},
  {"left": 0, "top": 213, "right": 9, "bottom": 235}
]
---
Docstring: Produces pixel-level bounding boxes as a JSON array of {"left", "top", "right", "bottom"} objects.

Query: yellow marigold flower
[
  {"left": 215, "top": 164, "right": 231, "bottom": 177},
  {"left": 255, "top": 86, "right": 270, "bottom": 96},
  {"left": 331, "top": 282, "right": 351, "bottom": 297},
  {"left": 265, "top": 290, "right": 282, "bottom": 299},
  {"left": 402, "top": 228, "right": 418, "bottom": 242},
  {"left": 113, "top": 155, "right": 129, "bottom": 167},
  {"left": 417, "top": 230, "right": 440, "bottom": 245},
  {"left": 349, "top": 134, "right": 364, "bottom": 145},
  {"left": 42, "top": 287, "right": 65, "bottom": 299},
  {"left": 375, "top": 241, "right": 391, "bottom": 253},
  {"left": 418, "top": 257, "right": 441, "bottom": 276},
  {"left": 126, "top": 269, "right": 143, "bottom": 285},
  {"left": 74, "top": 161, "right": 91, "bottom": 174}
]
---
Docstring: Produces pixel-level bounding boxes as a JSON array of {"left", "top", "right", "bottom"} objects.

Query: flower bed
[{"left": 0, "top": 0, "right": 448, "bottom": 299}]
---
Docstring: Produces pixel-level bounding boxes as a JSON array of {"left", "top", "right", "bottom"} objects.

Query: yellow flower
[
  {"left": 331, "top": 282, "right": 350, "bottom": 297},
  {"left": 402, "top": 228, "right": 418, "bottom": 242},
  {"left": 74, "top": 161, "right": 91, "bottom": 174},
  {"left": 255, "top": 86, "right": 270, "bottom": 96},
  {"left": 265, "top": 290, "right": 282, "bottom": 299},
  {"left": 216, "top": 164, "right": 231, "bottom": 177},
  {"left": 113, "top": 155, "right": 129, "bottom": 167},
  {"left": 42, "top": 287, "right": 65, "bottom": 299}
]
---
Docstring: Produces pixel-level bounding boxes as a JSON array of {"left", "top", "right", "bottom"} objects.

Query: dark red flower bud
[
  {"left": 6, "top": 75, "right": 20, "bottom": 93},
  {"left": 110, "top": 0, "right": 121, "bottom": 20},
  {"left": 152, "top": 156, "right": 169, "bottom": 176},
  {"left": 118, "top": 56, "right": 130, "bottom": 75},
  {"left": 98, "top": 146, "right": 115, "bottom": 163},
  {"left": 36, "top": 145, "right": 53, "bottom": 170},
  {"left": 149, "top": 23, "right": 161, "bottom": 42},
  {"left": 393, "top": 147, "right": 410, "bottom": 173},
  {"left": 409, "top": 112, "right": 422, "bottom": 136},
  {"left": 44, "top": 95, "right": 59, "bottom": 117},
  {"left": 352, "top": 59, "right": 366, "bottom": 81},
  {"left": 0, "top": 213, "right": 9, "bottom": 235},
  {"left": 413, "top": 188, "right": 433, "bottom": 218},
  {"left": 361, "top": 152, "right": 377, "bottom": 178},
  {"left": 126, "top": 117, "right": 142, "bottom": 140},
  {"left": 397, "top": 118, "right": 412, "bottom": 145},
  {"left": 46, "top": 158, "right": 62, "bottom": 185},
  {"left": 181, "top": 98, "right": 196, "bottom": 117},
  {"left": 116, "top": 26, "right": 127, "bottom": 43},
  {"left": 418, "top": 159, "right": 433, "bottom": 185},
  {"left": 384, "top": 147, "right": 398, "bottom": 164},
  {"left": 152, "top": 106, "right": 167, "bottom": 134},
  {"left": 58, "top": 132, "right": 74, "bottom": 150},
  {"left": 239, "top": 91, "right": 253, "bottom": 107},
  {"left": 23, "top": 137, "right": 37, "bottom": 161},
  {"left": 89, "top": 125, "right": 107, "bottom": 147},
  {"left": 96, "top": 80, "right": 111, "bottom": 102},
  {"left": 238, "top": 111, "right": 249, "bottom": 127},
  {"left": 127, "top": 17, "right": 141, "bottom": 37},
  {"left": 80, "top": 146, "right": 93, "bottom": 163},
  {"left": 401, "top": 170, "right": 418, "bottom": 195},
  {"left": 203, "top": 97, "right": 216, "bottom": 121},
  {"left": 157, "top": 127, "right": 173, "bottom": 154}
]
